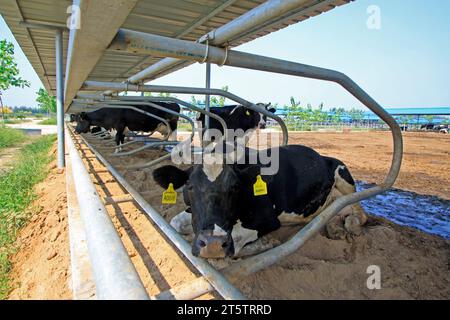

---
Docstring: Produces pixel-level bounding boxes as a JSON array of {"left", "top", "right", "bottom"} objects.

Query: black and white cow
[
  {"left": 153, "top": 145, "right": 367, "bottom": 259},
  {"left": 197, "top": 103, "right": 276, "bottom": 136},
  {"left": 74, "top": 103, "right": 181, "bottom": 147}
]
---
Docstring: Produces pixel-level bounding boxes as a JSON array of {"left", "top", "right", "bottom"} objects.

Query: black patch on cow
[{"left": 338, "top": 166, "right": 355, "bottom": 186}]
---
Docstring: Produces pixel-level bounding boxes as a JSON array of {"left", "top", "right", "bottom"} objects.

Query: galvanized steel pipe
[
  {"left": 66, "top": 128, "right": 149, "bottom": 300},
  {"left": 55, "top": 29, "right": 65, "bottom": 168}
]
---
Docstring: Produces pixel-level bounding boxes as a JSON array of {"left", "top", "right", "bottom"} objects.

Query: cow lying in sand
[{"left": 153, "top": 144, "right": 367, "bottom": 259}]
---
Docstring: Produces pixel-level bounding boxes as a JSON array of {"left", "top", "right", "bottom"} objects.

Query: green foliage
[
  {"left": 329, "top": 107, "right": 346, "bottom": 124},
  {"left": 158, "top": 92, "right": 175, "bottom": 98},
  {"left": 36, "top": 88, "right": 56, "bottom": 114},
  {"left": 37, "top": 117, "right": 57, "bottom": 125},
  {"left": 284, "top": 98, "right": 328, "bottom": 130},
  {"left": 0, "top": 134, "right": 55, "bottom": 299},
  {"left": 348, "top": 108, "right": 365, "bottom": 122},
  {"left": 424, "top": 115, "right": 434, "bottom": 123},
  {"left": 0, "top": 127, "right": 26, "bottom": 149},
  {"left": 0, "top": 40, "right": 30, "bottom": 91},
  {"left": 191, "top": 86, "right": 229, "bottom": 107}
]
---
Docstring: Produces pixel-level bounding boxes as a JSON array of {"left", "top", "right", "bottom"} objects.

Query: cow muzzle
[{"left": 193, "top": 231, "right": 234, "bottom": 258}]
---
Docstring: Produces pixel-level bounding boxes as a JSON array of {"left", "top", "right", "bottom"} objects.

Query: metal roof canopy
[{"left": 0, "top": 0, "right": 352, "bottom": 111}]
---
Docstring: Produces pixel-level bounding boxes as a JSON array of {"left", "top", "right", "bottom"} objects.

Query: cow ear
[
  {"left": 80, "top": 112, "right": 87, "bottom": 120},
  {"left": 233, "top": 164, "right": 261, "bottom": 183},
  {"left": 245, "top": 108, "right": 255, "bottom": 116},
  {"left": 153, "top": 165, "right": 190, "bottom": 189}
]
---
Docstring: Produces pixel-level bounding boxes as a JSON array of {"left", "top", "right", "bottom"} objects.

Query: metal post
[
  {"left": 205, "top": 63, "right": 211, "bottom": 129},
  {"left": 55, "top": 29, "right": 65, "bottom": 168}
]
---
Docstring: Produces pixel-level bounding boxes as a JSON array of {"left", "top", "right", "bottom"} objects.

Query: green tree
[
  {"left": 36, "top": 88, "right": 56, "bottom": 116},
  {"left": 348, "top": 107, "right": 364, "bottom": 123},
  {"left": 191, "top": 86, "right": 229, "bottom": 107},
  {"left": 0, "top": 40, "right": 31, "bottom": 124},
  {"left": 425, "top": 115, "right": 434, "bottom": 124}
]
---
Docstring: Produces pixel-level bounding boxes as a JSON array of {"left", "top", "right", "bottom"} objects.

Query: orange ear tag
[{"left": 162, "top": 183, "right": 177, "bottom": 204}]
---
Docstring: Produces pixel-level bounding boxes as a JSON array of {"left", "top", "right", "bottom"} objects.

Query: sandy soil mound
[
  {"left": 8, "top": 147, "right": 71, "bottom": 300},
  {"left": 236, "top": 217, "right": 449, "bottom": 299}
]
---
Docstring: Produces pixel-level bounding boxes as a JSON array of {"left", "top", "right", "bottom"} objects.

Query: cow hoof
[
  {"left": 325, "top": 216, "right": 346, "bottom": 240},
  {"left": 344, "top": 214, "right": 363, "bottom": 236}
]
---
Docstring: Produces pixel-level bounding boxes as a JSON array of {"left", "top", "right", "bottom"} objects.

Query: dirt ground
[
  {"left": 7, "top": 146, "right": 71, "bottom": 299},
  {"left": 287, "top": 131, "right": 449, "bottom": 200},
  {"left": 7, "top": 130, "right": 450, "bottom": 300}
]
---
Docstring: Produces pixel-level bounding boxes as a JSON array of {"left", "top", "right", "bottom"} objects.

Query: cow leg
[
  {"left": 169, "top": 129, "right": 177, "bottom": 141},
  {"left": 114, "top": 125, "right": 125, "bottom": 153},
  {"left": 234, "top": 235, "right": 281, "bottom": 258},
  {"left": 326, "top": 165, "right": 368, "bottom": 239}
]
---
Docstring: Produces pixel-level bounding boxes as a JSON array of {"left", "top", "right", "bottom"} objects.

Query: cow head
[
  {"left": 229, "top": 103, "right": 276, "bottom": 131},
  {"left": 74, "top": 112, "right": 91, "bottom": 134},
  {"left": 153, "top": 154, "right": 261, "bottom": 259},
  {"left": 255, "top": 103, "right": 276, "bottom": 129}
]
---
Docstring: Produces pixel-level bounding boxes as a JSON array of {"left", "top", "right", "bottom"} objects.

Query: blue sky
[{"left": 1, "top": 0, "right": 450, "bottom": 110}]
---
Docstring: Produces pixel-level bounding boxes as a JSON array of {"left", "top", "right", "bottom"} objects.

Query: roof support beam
[
  {"left": 13, "top": 0, "right": 53, "bottom": 92},
  {"left": 108, "top": 0, "right": 238, "bottom": 84},
  {"left": 63, "top": 0, "right": 139, "bottom": 110},
  {"left": 103, "top": 0, "right": 336, "bottom": 96}
]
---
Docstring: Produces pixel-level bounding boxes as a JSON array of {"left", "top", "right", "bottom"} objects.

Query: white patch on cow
[
  {"left": 169, "top": 129, "right": 177, "bottom": 141},
  {"left": 213, "top": 224, "right": 227, "bottom": 237},
  {"left": 156, "top": 123, "right": 169, "bottom": 135},
  {"left": 258, "top": 113, "right": 266, "bottom": 128},
  {"left": 231, "top": 220, "right": 258, "bottom": 256},
  {"left": 334, "top": 165, "right": 354, "bottom": 195},
  {"left": 229, "top": 105, "right": 241, "bottom": 115},
  {"left": 333, "top": 165, "right": 367, "bottom": 225},
  {"left": 202, "top": 153, "right": 224, "bottom": 182},
  {"left": 278, "top": 212, "right": 313, "bottom": 226},
  {"left": 170, "top": 211, "right": 193, "bottom": 235}
]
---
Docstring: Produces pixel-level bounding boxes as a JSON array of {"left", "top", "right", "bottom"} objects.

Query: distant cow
[
  {"left": 69, "top": 114, "right": 77, "bottom": 122},
  {"left": 153, "top": 145, "right": 367, "bottom": 258},
  {"left": 197, "top": 103, "right": 276, "bottom": 139},
  {"left": 74, "top": 103, "right": 180, "bottom": 147},
  {"left": 420, "top": 124, "right": 435, "bottom": 131}
]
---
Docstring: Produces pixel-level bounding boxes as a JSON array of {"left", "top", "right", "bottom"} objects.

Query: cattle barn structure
[{"left": 0, "top": 0, "right": 403, "bottom": 300}]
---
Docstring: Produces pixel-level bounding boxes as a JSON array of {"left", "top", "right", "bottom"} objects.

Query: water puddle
[{"left": 356, "top": 182, "right": 450, "bottom": 240}]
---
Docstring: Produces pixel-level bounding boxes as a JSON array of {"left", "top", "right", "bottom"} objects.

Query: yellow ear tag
[
  {"left": 246, "top": 110, "right": 251, "bottom": 116},
  {"left": 162, "top": 183, "right": 177, "bottom": 204},
  {"left": 253, "top": 175, "right": 268, "bottom": 196}
]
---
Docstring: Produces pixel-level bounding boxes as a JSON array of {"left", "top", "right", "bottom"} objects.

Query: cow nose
[{"left": 194, "top": 233, "right": 233, "bottom": 258}]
